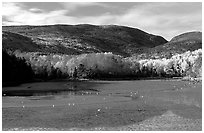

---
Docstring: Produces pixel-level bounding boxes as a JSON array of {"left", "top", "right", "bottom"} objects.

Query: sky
[{"left": 2, "top": 2, "right": 202, "bottom": 40}]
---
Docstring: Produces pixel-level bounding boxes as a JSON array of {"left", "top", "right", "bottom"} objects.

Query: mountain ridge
[
  {"left": 2, "top": 24, "right": 167, "bottom": 56},
  {"left": 2, "top": 24, "right": 202, "bottom": 58},
  {"left": 146, "top": 31, "right": 202, "bottom": 59}
]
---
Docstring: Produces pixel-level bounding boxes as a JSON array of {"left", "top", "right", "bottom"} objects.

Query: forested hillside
[
  {"left": 2, "top": 24, "right": 167, "bottom": 56},
  {"left": 2, "top": 25, "right": 202, "bottom": 86},
  {"left": 134, "top": 32, "right": 202, "bottom": 59}
]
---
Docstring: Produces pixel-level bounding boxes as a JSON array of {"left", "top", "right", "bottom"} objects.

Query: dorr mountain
[{"left": 2, "top": 24, "right": 167, "bottom": 56}]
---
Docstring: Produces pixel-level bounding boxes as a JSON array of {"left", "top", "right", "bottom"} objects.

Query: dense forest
[
  {"left": 2, "top": 48, "right": 201, "bottom": 86},
  {"left": 2, "top": 50, "right": 34, "bottom": 86}
]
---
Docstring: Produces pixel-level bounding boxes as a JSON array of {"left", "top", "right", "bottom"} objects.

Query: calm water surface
[{"left": 2, "top": 80, "right": 202, "bottom": 130}]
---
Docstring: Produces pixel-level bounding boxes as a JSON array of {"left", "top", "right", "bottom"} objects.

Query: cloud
[
  {"left": 61, "top": 2, "right": 107, "bottom": 10},
  {"left": 29, "top": 8, "right": 43, "bottom": 13},
  {"left": 2, "top": 3, "right": 68, "bottom": 25},
  {"left": 114, "top": 2, "right": 202, "bottom": 40},
  {"left": 2, "top": 3, "right": 21, "bottom": 16},
  {"left": 2, "top": 2, "right": 202, "bottom": 40},
  {"left": 2, "top": 2, "right": 113, "bottom": 25}
]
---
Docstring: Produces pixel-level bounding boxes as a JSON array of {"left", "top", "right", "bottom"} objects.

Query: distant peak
[{"left": 170, "top": 31, "right": 202, "bottom": 42}]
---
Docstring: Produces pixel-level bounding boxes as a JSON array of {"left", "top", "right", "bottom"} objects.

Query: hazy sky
[{"left": 2, "top": 2, "right": 202, "bottom": 40}]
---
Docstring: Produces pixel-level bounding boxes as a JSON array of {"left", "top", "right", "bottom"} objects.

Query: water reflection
[
  {"left": 3, "top": 84, "right": 99, "bottom": 97},
  {"left": 2, "top": 80, "right": 202, "bottom": 130}
]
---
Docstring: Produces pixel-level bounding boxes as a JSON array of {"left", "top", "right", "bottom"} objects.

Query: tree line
[{"left": 3, "top": 49, "right": 202, "bottom": 86}]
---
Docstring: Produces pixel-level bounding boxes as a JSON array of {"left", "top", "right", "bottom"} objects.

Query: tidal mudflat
[{"left": 2, "top": 79, "right": 202, "bottom": 131}]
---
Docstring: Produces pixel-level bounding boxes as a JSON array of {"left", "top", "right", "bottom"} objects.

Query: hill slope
[
  {"left": 2, "top": 31, "right": 42, "bottom": 52},
  {"left": 137, "top": 31, "right": 202, "bottom": 59},
  {"left": 2, "top": 24, "right": 167, "bottom": 56}
]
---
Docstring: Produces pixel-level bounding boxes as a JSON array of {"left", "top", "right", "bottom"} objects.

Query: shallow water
[{"left": 2, "top": 79, "right": 202, "bottom": 130}]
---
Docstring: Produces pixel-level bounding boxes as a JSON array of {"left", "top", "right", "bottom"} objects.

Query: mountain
[
  {"left": 136, "top": 31, "right": 202, "bottom": 59},
  {"left": 2, "top": 25, "right": 202, "bottom": 84},
  {"left": 2, "top": 24, "right": 167, "bottom": 56},
  {"left": 170, "top": 31, "right": 201, "bottom": 42},
  {"left": 2, "top": 31, "right": 42, "bottom": 52}
]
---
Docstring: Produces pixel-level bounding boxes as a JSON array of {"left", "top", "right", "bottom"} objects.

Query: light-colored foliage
[{"left": 14, "top": 49, "right": 202, "bottom": 79}]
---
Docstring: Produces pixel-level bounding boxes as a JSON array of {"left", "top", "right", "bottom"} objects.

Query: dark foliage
[
  {"left": 33, "top": 66, "right": 69, "bottom": 81},
  {"left": 2, "top": 50, "right": 34, "bottom": 86},
  {"left": 2, "top": 50, "right": 69, "bottom": 86}
]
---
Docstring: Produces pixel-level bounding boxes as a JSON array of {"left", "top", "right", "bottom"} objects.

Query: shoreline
[{"left": 3, "top": 76, "right": 201, "bottom": 88}]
